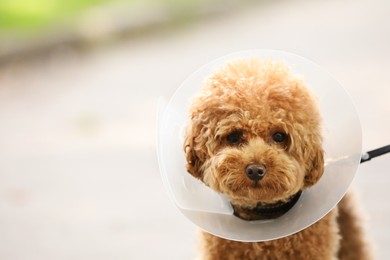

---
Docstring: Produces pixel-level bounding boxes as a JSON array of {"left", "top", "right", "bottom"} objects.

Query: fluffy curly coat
[{"left": 183, "top": 59, "right": 372, "bottom": 259}]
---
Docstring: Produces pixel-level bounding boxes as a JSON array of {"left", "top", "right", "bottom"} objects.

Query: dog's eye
[
  {"left": 226, "top": 131, "right": 243, "bottom": 145},
  {"left": 272, "top": 132, "right": 288, "bottom": 143}
]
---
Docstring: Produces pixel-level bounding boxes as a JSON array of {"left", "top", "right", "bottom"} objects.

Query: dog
[{"left": 183, "top": 59, "right": 372, "bottom": 259}]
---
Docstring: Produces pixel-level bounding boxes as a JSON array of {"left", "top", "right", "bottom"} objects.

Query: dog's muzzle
[{"left": 232, "top": 191, "right": 302, "bottom": 221}]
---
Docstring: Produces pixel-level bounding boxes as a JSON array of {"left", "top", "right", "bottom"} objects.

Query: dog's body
[
  {"left": 183, "top": 59, "right": 371, "bottom": 259},
  {"left": 200, "top": 193, "right": 369, "bottom": 259}
]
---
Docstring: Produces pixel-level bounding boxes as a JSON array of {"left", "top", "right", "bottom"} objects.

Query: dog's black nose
[{"left": 246, "top": 164, "right": 266, "bottom": 181}]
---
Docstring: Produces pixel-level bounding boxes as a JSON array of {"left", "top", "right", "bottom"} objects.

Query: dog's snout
[{"left": 245, "top": 164, "right": 266, "bottom": 181}]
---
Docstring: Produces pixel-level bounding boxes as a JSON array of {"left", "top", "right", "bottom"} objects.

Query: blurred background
[{"left": 0, "top": 0, "right": 389, "bottom": 259}]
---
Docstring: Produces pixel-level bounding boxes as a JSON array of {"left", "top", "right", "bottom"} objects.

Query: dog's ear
[
  {"left": 183, "top": 119, "right": 206, "bottom": 179},
  {"left": 184, "top": 144, "right": 202, "bottom": 179},
  {"left": 303, "top": 142, "right": 324, "bottom": 188}
]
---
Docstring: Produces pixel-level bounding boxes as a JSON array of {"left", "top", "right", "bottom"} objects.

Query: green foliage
[
  {"left": 0, "top": 0, "right": 116, "bottom": 31},
  {"left": 0, "top": 0, "right": 208, "bottom": 32}
]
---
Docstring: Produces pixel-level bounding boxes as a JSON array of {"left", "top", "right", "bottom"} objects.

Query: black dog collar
[{"left": 232, "top": 191, "right": 302, "bottom": 221}]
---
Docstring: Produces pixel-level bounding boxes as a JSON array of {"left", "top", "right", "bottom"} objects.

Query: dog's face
[{"left": 184, "top": 59, "right": 324, "bottom": 220}]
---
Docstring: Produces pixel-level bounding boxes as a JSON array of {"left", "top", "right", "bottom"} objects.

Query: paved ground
[{"left": 0, "top": 0, "right": 389, "bottom": 259}]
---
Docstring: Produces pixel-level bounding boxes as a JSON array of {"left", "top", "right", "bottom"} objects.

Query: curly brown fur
[
  {"left": 200, "top": 209, "right": 339, "bottom": 260},
  {"left": 184, "top": 58, "right": 372, "bottom": 259},
  {"left": 337, "top": 192, "right": 374, "bottom": 259}
]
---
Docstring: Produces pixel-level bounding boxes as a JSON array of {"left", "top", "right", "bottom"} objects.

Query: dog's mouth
[{"left": 231, "top": 190, "right": 302, "bottom": 221}]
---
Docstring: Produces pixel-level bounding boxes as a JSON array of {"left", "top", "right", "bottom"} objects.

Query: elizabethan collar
[{"left": 157, "top": 50, "right": 362, "bottom": 242}]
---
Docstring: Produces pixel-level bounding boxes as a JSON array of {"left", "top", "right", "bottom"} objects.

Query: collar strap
[{"left": 232, "top": 191, "right": 302, "bottom": 221}]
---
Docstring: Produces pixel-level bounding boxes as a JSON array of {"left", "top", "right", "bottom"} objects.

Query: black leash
[{"left": 360, "top": 144, "right": 390, "bottom": 163}]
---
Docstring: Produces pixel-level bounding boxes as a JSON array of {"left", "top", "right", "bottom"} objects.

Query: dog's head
[{"left": 183, "top": 59, "right": 324, "bottom": 220}]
